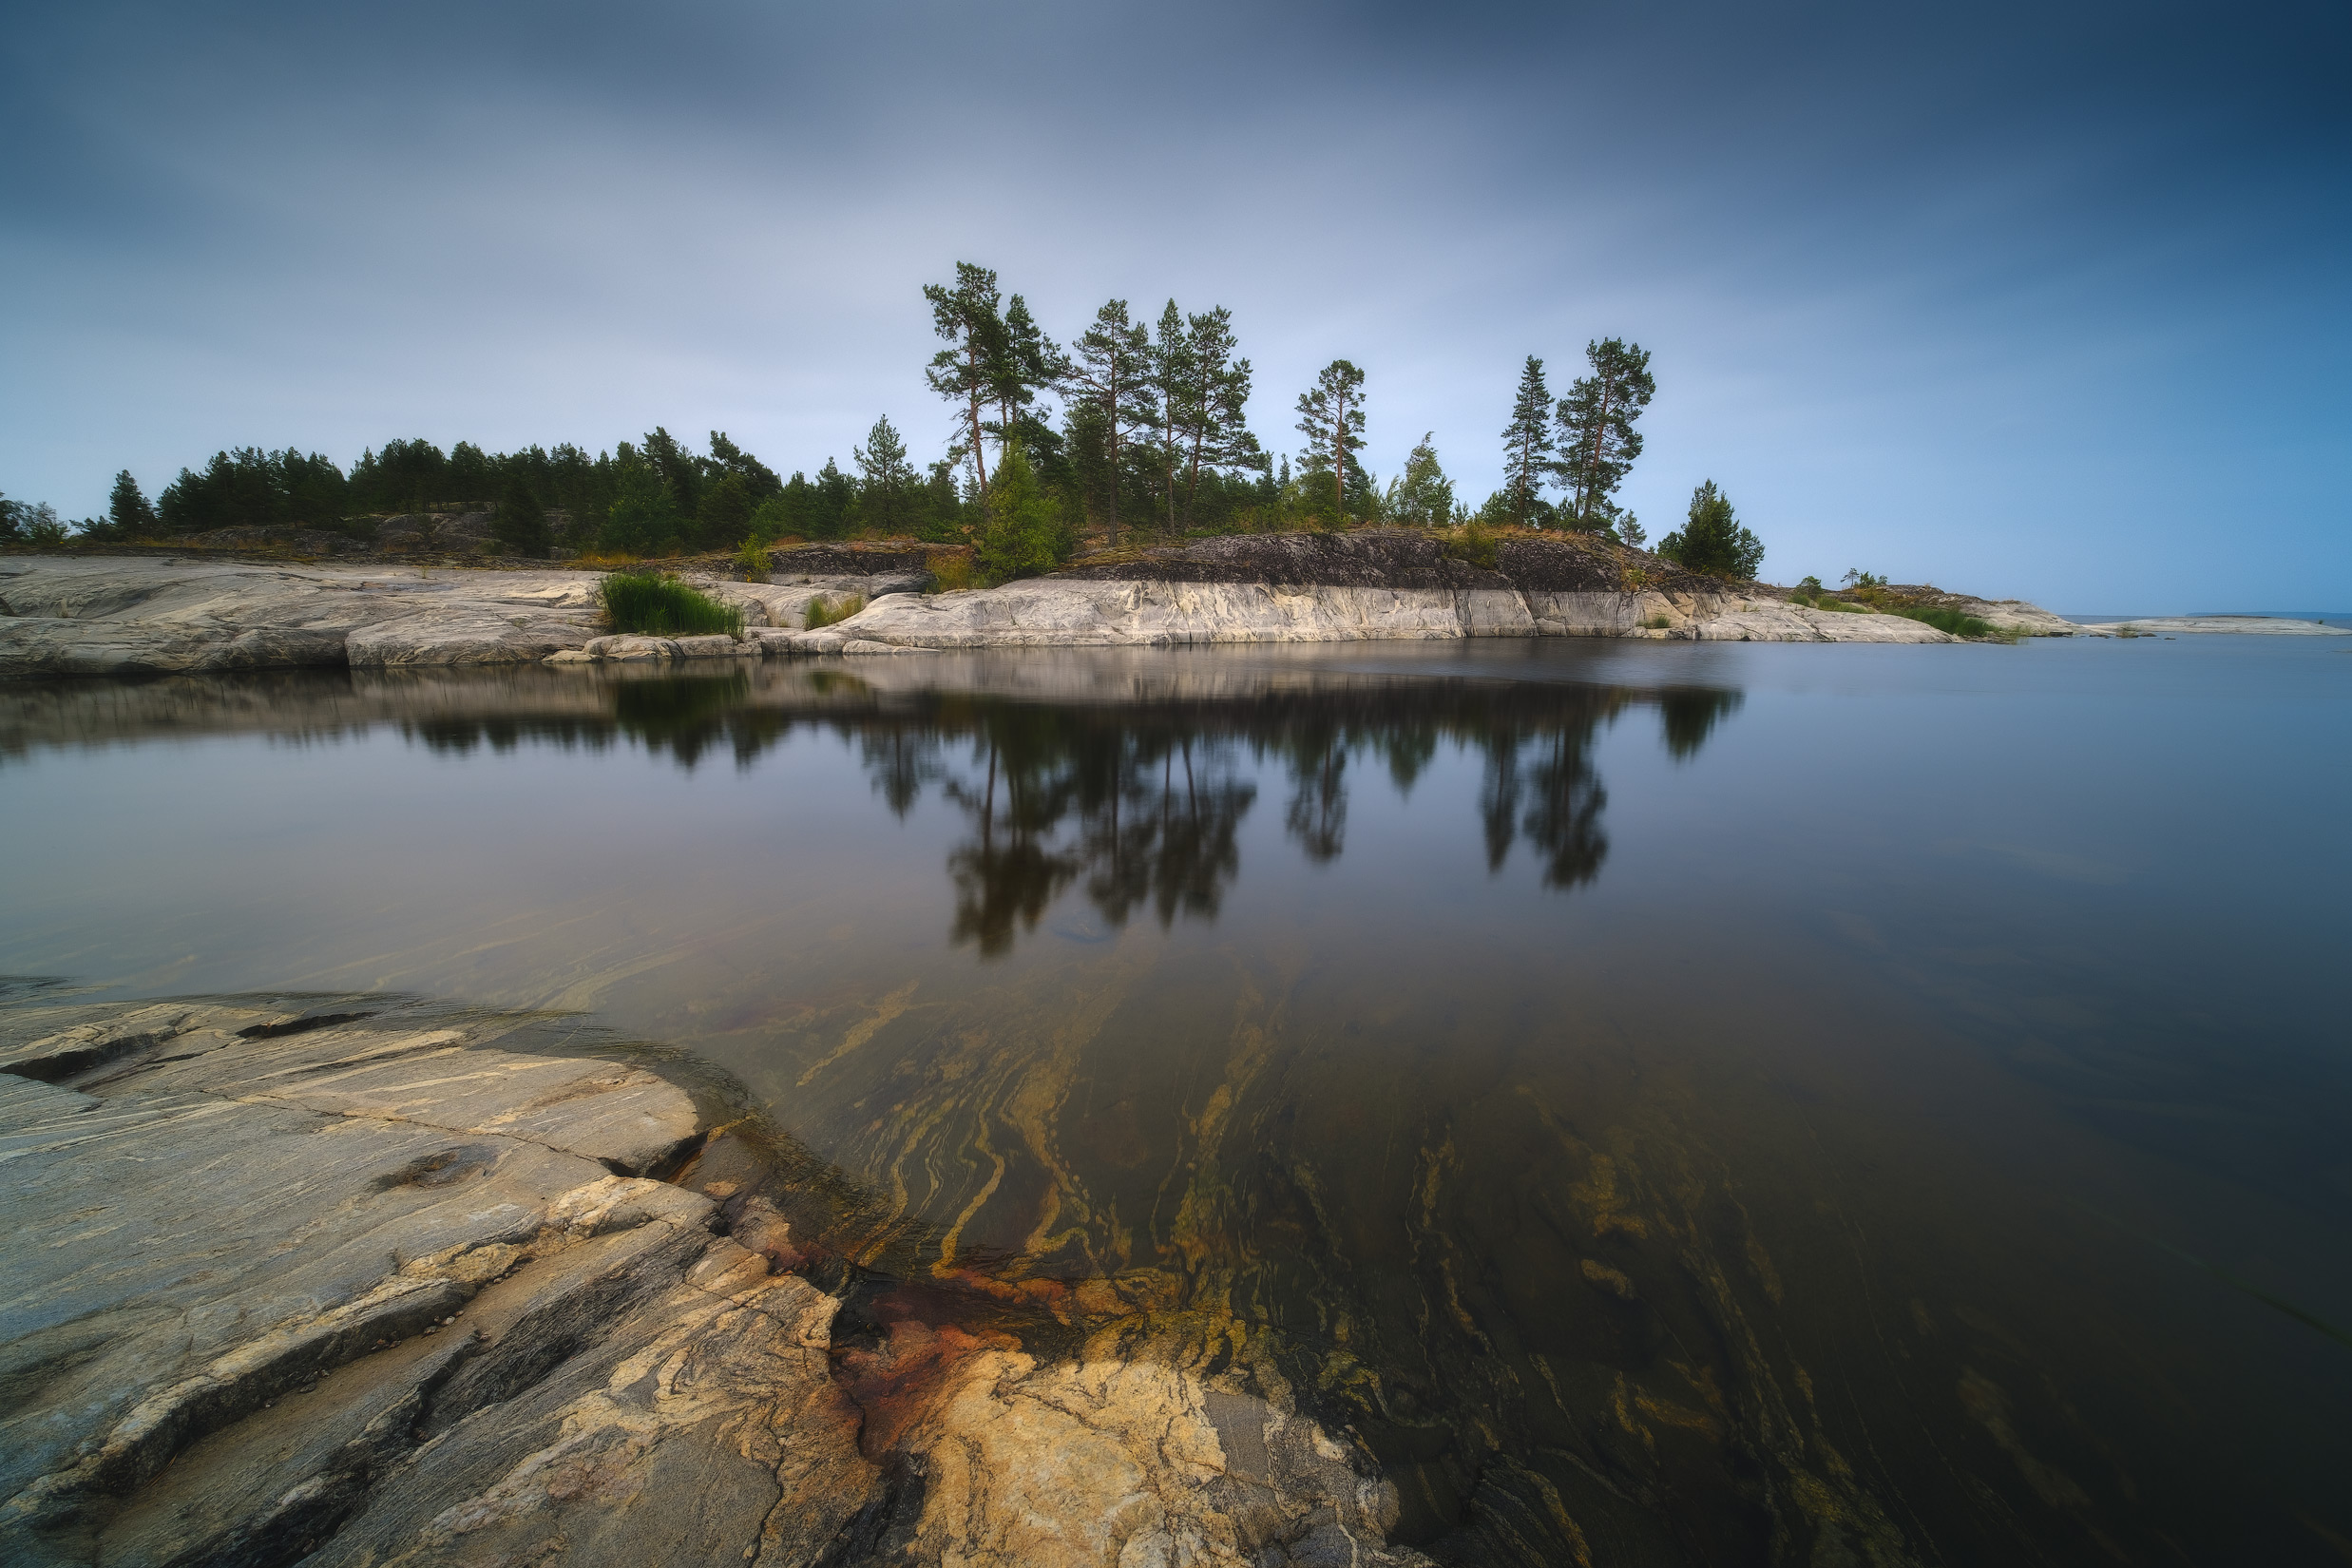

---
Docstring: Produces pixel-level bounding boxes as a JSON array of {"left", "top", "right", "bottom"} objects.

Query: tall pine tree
[
  {"left": 854, "top": 416, "right": 918, "bottom": 535},
  {"left": 1293, "top": 360, "right": 1367, "bottom": 528},
  {"left": 1172, "top": 306, "right": 1263, "bottom": 528},
  {"left": 1554, "top": 338, "right": 1654, "bottom": 529},
  {"left": 1061, "top": 299, "right": 1157, "bottom": 546},
  {"left": 1500, "top": 355, "right": 1553, "bottom": 527},
  {"left": 924, "top": 262, "right": 1007, "bottom": 492},
  {"left": 1148, "top": 300, "right": 1195, "bottom": 536}
]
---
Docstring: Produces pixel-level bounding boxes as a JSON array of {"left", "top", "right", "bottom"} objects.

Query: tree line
[{"left": 34, "top": 259, "right": 1765, "bottom": 580}]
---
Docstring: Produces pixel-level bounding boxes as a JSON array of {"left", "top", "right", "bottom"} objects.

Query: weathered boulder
[{"left": 0, "top": 997, "right": 861, "bottom": 1567}]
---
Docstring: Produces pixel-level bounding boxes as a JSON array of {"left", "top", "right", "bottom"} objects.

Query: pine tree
[
  {"left": 1554, "top": 338, "right": 1655, "bottom": 528},
  {"left": 1061, "top": 298, "right": 1157, "bottom": 546},
  {"left": 1500, "top": 356, "right": 1554, "bottom": 527},
  {"left": 974, "top": 444, "right": 1071, "bottom": 583},
  {"left": 924, "top": 262, "right": 1007, "bottom": 493},
  {"left": 107, "top": 470, "right": 158, "bottom": 536},
  {"left": 813, "top": 458, "right": 856, "bottom": 540},
  {"left": 602, "top": 443, "right": 676, "bottom": 556},
  {"left": 994, "top": 296, "right": 1065, "bottom": 455},
  {"left": 854, "top": 416, "right": 919, "bottom": 536},
  {"left": 1386, "top": 434, "right": 1454, "bottom": 526},
  {"left": 493, "top": 476, "right": 552, "bottom": 557},
  {"left": 1658, "top": 481, "right": 1763, "bottom": 579},
  {"left": 1293, "top": 360, "right": 1367, "bottom": 528},
  {"left": 1171, "top": 306, "right": 1263, "bottom": 529},
  {"left": 1148, "top": 300, "right": 1194, "bottom": 536},
  {"left": 706, "top": 431, "right": 783, "bottom": 499}
]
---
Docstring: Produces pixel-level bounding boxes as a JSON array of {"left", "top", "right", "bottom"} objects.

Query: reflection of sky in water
[{"left": 3, "top": 638, "right": 2348, "bottom": 1562}]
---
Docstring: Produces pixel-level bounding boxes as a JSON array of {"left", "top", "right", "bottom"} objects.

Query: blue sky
[{"left": 3, "top": 0, "right": 2344, "bottom": 610}]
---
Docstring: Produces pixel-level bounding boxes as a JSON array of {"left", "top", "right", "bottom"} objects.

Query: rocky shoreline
[
  {"left": 0, "top": 533, "right": 2128, "bottom": 679},
  {"left": 0, "top": 988, "right": 1428, "bottom": 1568}
]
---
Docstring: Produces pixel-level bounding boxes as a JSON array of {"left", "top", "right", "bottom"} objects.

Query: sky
[{"left": 3, "top": 0, "right": 2345, "bottom": 611}]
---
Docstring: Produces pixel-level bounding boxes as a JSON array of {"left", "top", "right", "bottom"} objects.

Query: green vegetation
[
  {"left": 734, "top": 537, "right": 772, "bottom": 582},
  {"left": 1385, "top": 434, "right": 1459, "bottom": 526},
  {"left": 803, "top": 593, "right": 866, "bottom": 629},
  {"left": 1, "top": 492, "right": 70, "bottom": 545},
  {"left": 1643, "top": 615, "right": 1673, "bottom": 629},
  {"left": 1885, "top": 603, "right": 2005, "bottom": 639},
  {"left": 493, "top": 477, "right": 550, "bottom": 557},
  {"left": 1555, "top": 338, "right": 1655, "bottom": 531},
  {"left": 1441, "top": 521, "right": 1499, "bottom": 570},
  {"left": 1500, "top": 357, "right": 1554, "bottom": 527},
  {"left": 927, "top": 551, "right": 975, "bottom": 592},
  {"left": 1659, "top": 481, "right": 1765, "bottom": 580},
  {"left": 974, "top": 446, "right": 1074, "bottom": 583},
  {"left": 1293, "top": 360, "right": 1368, "bottom": 530},
  {"left": 599, "top": 571, "right": 744, "bottom": 637},
  {"left": 61, "top": 259, "right": 1751, "bottom": 568}
]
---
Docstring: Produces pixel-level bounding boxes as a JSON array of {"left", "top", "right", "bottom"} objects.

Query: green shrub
[
  {"left": 599, "top": 571, "right": 744, "bottom": 637},
  {"left": 734, "top": 537, "right": 772, "bottom": 582},
  {"left": 1441, "top": 522, "right": 1499, "bottom": 570},
  {"left": 1887, "top": 603, "right": 2008, "bottom": 640},
  {"left": 1643, "top": 615, "right": 1673, "bottom": 629},
  {"left": 974, "top": 446, "right": 1075, "bottom": 584},
  {"left": 927, "top": 551, "right": 974, "bottom": 592},
  {"left": 804, "top": 593, "right": 866, "bottom": 629},
  {"left": 1797, "top": 574, "right": 1824, "bottom": 594}
]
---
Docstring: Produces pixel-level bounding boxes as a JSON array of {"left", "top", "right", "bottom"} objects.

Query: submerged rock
[{"left": 0, "top": 992, "right": 1436, "bottom": 1568}]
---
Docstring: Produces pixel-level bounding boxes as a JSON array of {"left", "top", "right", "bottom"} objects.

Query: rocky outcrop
[
  {"left": 0, "top": 991, "right": 1432, "bottom": 1568},
  {"left": 1, "top": 537, "right": 2106, "bottom": 679},
  {"left": 775, "top": 575, "right": 1952, "bottom": 653},
  {"left": 772, "top": 532, "right": 1969, "bottom": 651},
  {"left": 0, "top": 558, "right": 901, "bottom": 679}
]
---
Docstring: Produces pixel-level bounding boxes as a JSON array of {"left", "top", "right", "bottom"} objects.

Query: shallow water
[{"left": 4, "top": 638, "right": 2348, "bottom": 1563}]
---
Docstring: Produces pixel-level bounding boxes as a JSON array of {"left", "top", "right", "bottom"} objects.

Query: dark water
[{"left": 4, "top": 638, "right": 2348, "bottom": 1564}]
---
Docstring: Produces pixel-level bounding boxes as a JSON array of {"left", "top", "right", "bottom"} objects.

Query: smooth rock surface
[
  {"left": 0, "top": 992, "right": 1441, "bottom": 1568},
  {"left": 792, "top": 577, "right": 1959, "bottom": 650},
  {"left": 0, "top": 558, "right": 900, "bottom": 678},
  {"left": 2093, "top": 614, "right": 2350, "bottom": 636}
]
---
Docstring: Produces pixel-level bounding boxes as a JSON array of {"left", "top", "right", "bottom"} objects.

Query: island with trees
[{"left": 1, "top": 261, "right": 2136, "bottom": 677}]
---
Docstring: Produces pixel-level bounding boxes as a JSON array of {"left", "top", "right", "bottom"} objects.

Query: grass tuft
[
  {"left": 927, "top": 551, "right": 975, "bottom": 592},
  {"left": 1643, "top": 615, "right": 1673, "bottom": 630},
  {"left": 804, "top": 593, "right": 867, "bottom": 630},
  {"left": 599, "top": 571, "right": 744, "bottom": 637}
]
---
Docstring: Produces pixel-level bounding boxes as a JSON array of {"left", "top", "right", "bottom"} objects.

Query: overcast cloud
[{"left": 3, "top": 0, "right": 2344, "bottom": 609}]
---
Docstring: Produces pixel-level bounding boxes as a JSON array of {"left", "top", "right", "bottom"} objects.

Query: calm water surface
[{"left": 4, "top": 637, "right": 2347, "bottom": 1564}]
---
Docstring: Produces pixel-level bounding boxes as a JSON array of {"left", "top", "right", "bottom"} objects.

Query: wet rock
[
  {"left": 845, "top": 1344, "right": 1434, "bottom": 1567},
  {"left": 0, "top": 998, "right": 832, "bottom": 1568},
  {"left": 1, "top": 993, "right": 1444, "bottom": 1568}
]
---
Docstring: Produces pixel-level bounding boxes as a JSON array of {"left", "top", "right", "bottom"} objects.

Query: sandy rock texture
[{"left": 0, "top": 990, "right": 1432, "bottom": 1568}]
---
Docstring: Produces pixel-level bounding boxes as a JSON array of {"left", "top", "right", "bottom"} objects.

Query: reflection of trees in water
[
  {"left": 395, "top": 671, "right": 1743, "bottom": 949},
  {"left": 888, "top": 711, "right": 1258, "bottom": 957},
  {"left": 1659, "top": 687, "right": 1744, "bottom": 761},
  {"left": 1478, "top": 724, "right": 1608, "bottom": 888}
]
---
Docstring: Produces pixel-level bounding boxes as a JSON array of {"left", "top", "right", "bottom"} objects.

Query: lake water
[{"left": 4, "top": 637, "right": 2347, "bottom": 1564}]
